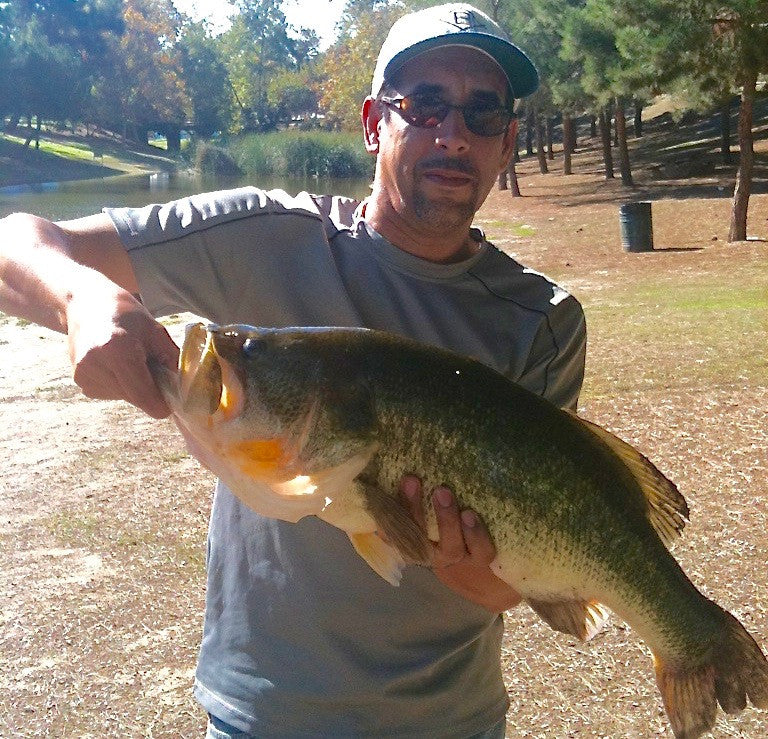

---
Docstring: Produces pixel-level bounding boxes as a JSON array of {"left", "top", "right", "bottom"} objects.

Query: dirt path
[{"left": 1, "top": 318, "right": 211, "bottom": 736}]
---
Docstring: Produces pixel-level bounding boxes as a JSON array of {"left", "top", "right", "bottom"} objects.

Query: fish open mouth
[
  {"left": 178, "top": 322, "right": 253, "bottom": 423},
  {"left": 179, "top": 323, "right": 223, "bottom": 416}
]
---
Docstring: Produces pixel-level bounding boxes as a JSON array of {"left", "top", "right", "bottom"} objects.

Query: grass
[
  {"left": 477, "top": 217, "right": 537, "bottom": 237},
  {"left": 1, "top": 132, "right": 97, "bottom": 162},
  {"left": 583, "top": 283, "right": 767, "bottom": 397},
  {"left": 0, "top": 127, "right": 178, "bottom": 187},
  {"left": 44, "top": 510, "right": 104, "bottom": 548}
]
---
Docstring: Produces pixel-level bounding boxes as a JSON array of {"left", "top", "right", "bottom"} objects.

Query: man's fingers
[
  {"left": 115, "top": 358, "right": 172, "bottom": 419},
  {"left": 459, "top": 509, "right": 497, "bottom": 563},
  {"left": 146, "top": 322, "right": 180, "bottom": 371},
  {"left": 432, "top": 486, "right": 468, "bottom": 566},
  {"left": 71, "top": 326, "right": 177, "bottom": 419},
  {"left": 399, "top": 474, "right": 426, "bottom": 529}
]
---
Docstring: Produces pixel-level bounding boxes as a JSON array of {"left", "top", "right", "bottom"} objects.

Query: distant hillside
[{"left": 0, "top": 127, "right": 177, "bottom": 188}]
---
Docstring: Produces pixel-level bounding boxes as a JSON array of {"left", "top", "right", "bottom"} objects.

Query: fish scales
[
  {"left": 150, "top": 322, "right": 768, "bottom": 739},
  {"left": 357, "top": 335, "right": 698, "bottom": 628}
]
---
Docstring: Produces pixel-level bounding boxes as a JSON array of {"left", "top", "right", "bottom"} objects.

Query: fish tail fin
[
  {"left": 712, "top": 610, "right": 768, "bottom": 711},
  {"left": 654, "top": 608, "right": 768, "bottom": 739}
]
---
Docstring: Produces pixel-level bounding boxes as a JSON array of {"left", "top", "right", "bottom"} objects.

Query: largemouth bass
[{"left": 151, "top": 322, "right": 768, "bottom": 739}]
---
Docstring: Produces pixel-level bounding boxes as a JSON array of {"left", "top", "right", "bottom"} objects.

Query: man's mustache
[{"left": 417, "top": 157, "right": 478, "bottom": 178}]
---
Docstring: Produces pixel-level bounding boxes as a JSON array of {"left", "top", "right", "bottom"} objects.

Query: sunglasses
[{"left": 380, "top": 94, "right": 515, "bottom": 137}]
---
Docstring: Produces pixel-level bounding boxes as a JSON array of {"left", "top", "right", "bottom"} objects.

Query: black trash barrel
[{"left": 619, "top": 201, "right": 654, "bottom": 252}]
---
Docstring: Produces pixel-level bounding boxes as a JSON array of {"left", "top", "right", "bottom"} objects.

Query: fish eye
[{"left": 242, "top": 337, "right": 268, "bottom": 357}]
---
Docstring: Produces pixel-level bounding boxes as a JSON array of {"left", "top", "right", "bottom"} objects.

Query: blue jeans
[{"left": 206, "top": 714, "right": 507, "bottom": 738}]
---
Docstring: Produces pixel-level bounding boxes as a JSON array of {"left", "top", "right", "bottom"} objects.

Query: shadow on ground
[{"left": 517, "top": 93, "right": 768, "bottom": 207}]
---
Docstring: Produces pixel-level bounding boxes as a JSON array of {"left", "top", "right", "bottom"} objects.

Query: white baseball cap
[{"left": 370, "top": 3, "right": 539, "bottom": 100}]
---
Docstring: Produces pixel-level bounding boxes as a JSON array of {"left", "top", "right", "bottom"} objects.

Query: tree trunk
[
  {"left": 545, "top": 117, "right": 554, "bottom": 160},
  {"left": 633, "top": 99, "right": 643, "bottom": 137},
  {"left": 23, "top": 117, "right": 41, "bottom": 149},
  {"left": 165, "top": 124, "right": 181, "bottom": 153},
  {"left": 615, "top": 97, "right": 633, "bottom": 186},
  {"left": 563, "top": 113, "right": 573, "bottom": 175},
  {"left": 728, "top": 70, "right": 757, "bottom": 242},
  {"left": 598, "top": 110, "right": 614, "bottom": 179},
  {"left": 569, "top": 117, "right": 578, "bottom": 152},
  {"left": 499, "top": 126, "right": 521, "bottom": 194},
  {"left": 720, "top": 98, "right": 732, "bottom": 165},
  {"left": 507, "top": 160, "right": 521, "bottom": 196},
  {"left": 525, "top": 107, "right": 534, "bottom": 156},
  {"left": 589, "top": 115, "right": 597, "bottom": 138},
  {"left": 535, "top": 114, "right": 548, "bottom": 173}
]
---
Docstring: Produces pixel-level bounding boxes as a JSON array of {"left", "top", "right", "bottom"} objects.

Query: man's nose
[{"left": 433, "top": 108, "right": 470, "bottom": 154}]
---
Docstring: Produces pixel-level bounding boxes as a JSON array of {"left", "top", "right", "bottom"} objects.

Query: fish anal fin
[
  {"left": 358, "top": 479, "right": 431, "bottom": 566},
  {"left": 348, "top": 532, "right": 406, "bottom": 586},
  {"left": 567, "top": 411, "right": 689, "bottom": 547},
  {"left": 528, "top": 598, "right": 611, "bottom": 642}
]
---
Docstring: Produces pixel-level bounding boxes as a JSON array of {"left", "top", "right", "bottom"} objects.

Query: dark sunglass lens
[
  {"left": 465, "top": 107, "right": 510, "bottom": 136},
  {"left": 403, "top": 96, "right": 448, "bottom": 128}
]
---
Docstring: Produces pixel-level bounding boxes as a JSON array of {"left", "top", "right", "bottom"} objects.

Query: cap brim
[{"left": 382, "top": 33, "right": 539, "bottom": 99}]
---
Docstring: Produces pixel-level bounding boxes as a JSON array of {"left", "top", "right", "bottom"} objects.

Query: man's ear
[{"left": 362, "top": 97, "right": 381, "bottom": 154}]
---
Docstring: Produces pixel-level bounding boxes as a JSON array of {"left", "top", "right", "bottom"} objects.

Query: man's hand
[
  {"left": 0, "top": 212, "right": 178, "bottom": 419},
  {"left": 66, "top": 280, "right": 179, "bottom": 419},
  {"left": 399, "top": 475, "right": 522, "bottom": 614}
]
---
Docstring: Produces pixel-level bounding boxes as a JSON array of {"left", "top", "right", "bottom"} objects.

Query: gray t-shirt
[{"left": 107, "top": 187, "right": 586, "bottom": 738}]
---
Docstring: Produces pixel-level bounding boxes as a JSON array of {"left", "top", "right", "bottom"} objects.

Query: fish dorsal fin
[
  {"left": 568, "top": 412, "right": 689, "bottom": 547},
  {"left": 528, "top": 598, "right": 611, "bottom": 641}
]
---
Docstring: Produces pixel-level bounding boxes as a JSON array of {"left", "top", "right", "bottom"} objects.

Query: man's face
[{"left": 364, "top": 45, "right": 517, "bottom": 235}]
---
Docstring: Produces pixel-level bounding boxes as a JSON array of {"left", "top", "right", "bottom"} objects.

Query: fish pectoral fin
[
  {"left": 528, "top": 598, "right": 611, "bottom": 642},
  {"left": 357, "top": 479, "right": 431, "bottom": 566},
  {"left": 567, "top": 411, "right": 689, "bottom": 547},
  {"left": 311, "top": 446, "right": 378, "bottom": 498},
  {"left": 348, "top": 532, "right": 407, "bottom": 586}
]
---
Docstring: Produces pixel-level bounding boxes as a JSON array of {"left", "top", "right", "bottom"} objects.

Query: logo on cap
[{"left": 448, "top": 10, "right": 488, "bottom": 32}]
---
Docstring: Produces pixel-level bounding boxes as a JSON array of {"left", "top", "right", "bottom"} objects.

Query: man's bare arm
[
  {"left": 0, "top": 212, "right": 177, "bottom": 418},
  {"left": 0, "top": 212, "right": 137, "bottom": 328}
]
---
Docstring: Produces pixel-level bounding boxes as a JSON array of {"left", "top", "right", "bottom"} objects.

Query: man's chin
[{"left": 413, "top": 193, "right": 477, "bottom": 230}]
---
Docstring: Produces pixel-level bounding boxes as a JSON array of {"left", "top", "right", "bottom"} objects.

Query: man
[{"left": 0, "top": 4, "right": 585, "bottom": 737}]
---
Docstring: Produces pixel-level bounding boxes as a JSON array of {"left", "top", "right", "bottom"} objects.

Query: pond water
[{"left": 0, "top": 171, "right": 373, "bottom": 221}]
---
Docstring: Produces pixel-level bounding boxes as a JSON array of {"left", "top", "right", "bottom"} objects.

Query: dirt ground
[{"left": 1, "top": 141, "right": 767, "bottom": 738}]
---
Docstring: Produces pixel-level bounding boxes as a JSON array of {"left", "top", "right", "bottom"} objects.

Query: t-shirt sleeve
[
  {"left": 519, "top": 293, "right": 586, "bottom": 411},
  {"left": 103, "top": 188, "right": 335, "bottom": 322}
]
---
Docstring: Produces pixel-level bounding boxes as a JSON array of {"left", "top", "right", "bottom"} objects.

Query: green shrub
[
  {"left": 193, "top": 142, "right": 243, "bottom": 176},
  {"left": 227, "top": 131, "right": 372, "bottom": 178}
]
